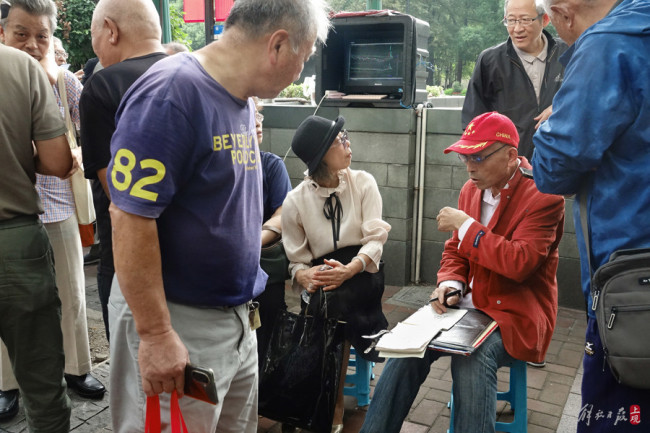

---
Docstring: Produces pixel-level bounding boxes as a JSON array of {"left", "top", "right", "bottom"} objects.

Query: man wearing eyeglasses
[
  {"left": 462, "top": 0, "right": 567, "bottom": 161},
  {"left": 361, "top": 112, "right": 564, "bottom": 433}
]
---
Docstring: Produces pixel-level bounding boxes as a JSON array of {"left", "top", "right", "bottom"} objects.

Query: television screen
[{"left": 347, "top": 42, "right": 404, "bottom": 83}]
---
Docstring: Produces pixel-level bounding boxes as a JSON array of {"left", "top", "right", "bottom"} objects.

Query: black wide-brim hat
[{"left": 291, "top": 115, "right": 345, "bottom": 175}]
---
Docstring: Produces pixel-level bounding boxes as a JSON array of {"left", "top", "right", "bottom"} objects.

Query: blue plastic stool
[
  {"left": 447, "top": 359, "right": 528, "bottom": 433},
  {"left": 343, "top": 348, "right": 375, "bottom": 407}
]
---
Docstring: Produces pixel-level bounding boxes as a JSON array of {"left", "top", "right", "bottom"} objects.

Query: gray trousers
[
  {"left": 0, "top": 216, "right": 70, "bottom": 433},
  {"left": 109, "top": 278, "right": 258, "bottom": 433}
]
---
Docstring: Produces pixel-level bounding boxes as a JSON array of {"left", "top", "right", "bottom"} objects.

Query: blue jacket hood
[{"left": 585, "top": 0, "right": 650, "bottom": 37}]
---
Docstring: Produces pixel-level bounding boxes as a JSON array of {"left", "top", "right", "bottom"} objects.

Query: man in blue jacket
[{"left": 532, "top": 0, "right": 650, "bottom": 431}]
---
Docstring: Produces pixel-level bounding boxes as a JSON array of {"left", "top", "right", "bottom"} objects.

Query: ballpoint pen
[{"left": 428, "top": 289, "right": 462, "bottom": 308}]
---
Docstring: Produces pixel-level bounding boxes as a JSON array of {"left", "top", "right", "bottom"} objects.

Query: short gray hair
[
  {"left": 225, "top": 0, "right": 331, "bottom": 51},
  {"left": 536, "top": 0, "right": 553, "bottom": 14},
  {"left": 163, "top": 41, "right": 189, "bottom": 54},
  {"left": 504, "top": 0, "right": 546, "bottom": 16},
  {"left": 0, "top": 0, "right": 57, "bottom": 34}
]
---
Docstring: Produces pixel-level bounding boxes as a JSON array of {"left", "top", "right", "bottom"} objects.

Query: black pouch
[
  {"left": 258, "top": 294, "right": 345, "bottom": 433},
  {"left": 260, "top": 238, "right": 290, "bottom": 285},
  {"left": 591, "top": 248, "right": 650, "bottom": 389}
]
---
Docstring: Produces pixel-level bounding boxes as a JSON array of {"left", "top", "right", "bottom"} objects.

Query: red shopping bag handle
[{"left": 145, "top": 390, "right": 189, "bottom": 433}]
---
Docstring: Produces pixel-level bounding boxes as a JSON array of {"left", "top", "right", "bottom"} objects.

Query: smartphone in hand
[{"left": 184, "top": 364, "right": 218, "bottom": 405}]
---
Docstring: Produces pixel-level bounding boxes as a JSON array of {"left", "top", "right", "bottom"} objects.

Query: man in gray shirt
[
  {"left": 0, "top": 44, "right": 72, "bottom": 432},
  {"left": 462, "top": 0, "right": 567, "bottom": 160}
]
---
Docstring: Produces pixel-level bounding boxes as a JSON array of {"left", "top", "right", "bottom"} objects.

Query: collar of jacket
[
  {"left": 506, "top": 29, "right": 559, "bottom": 63},
  {"left": 484, "top": 156, "right": 531, "bottom": 200}
]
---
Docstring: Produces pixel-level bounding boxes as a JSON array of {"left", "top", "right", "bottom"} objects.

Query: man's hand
[
  {"left": 62, "top": 147, "right": 82, "bottom": 179},
  {"left": 138, "top": 328, "right": 189, "bottom": 397},
  {"left": 429, "top": 285, "right": 461, "bottom": 314},
  {"left": 534, "top": 105, "right": 553, "bottom": 130},
  {"left": 436, "top": 207, "right": 470, "bottom": 232}
]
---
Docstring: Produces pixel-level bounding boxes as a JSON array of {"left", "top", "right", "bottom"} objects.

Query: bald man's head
[
  {"left": 91, "top": 0, "right": 162, "bottom": 67},
  {"left": 92, "top": 0, "right": 161, "bottom": 42}
]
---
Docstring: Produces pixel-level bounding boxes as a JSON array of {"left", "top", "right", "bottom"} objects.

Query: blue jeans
[{"left": 360, "top": 329, "right": 515, "bottom": 433}]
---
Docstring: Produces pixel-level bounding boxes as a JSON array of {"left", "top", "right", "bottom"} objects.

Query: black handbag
[
  {"left": 260, "top": 237, "right": 290, "bottom": 285},
  {"left": 309, "top": 245, "right": 388, "bottom": 362},
  {"left": 258, "top": 293, "right": 345, "bottom": 433}
]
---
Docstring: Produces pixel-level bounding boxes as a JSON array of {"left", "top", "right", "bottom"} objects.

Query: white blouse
[{"left": 282, "top": 168, "right": 391, "bottom": 289}]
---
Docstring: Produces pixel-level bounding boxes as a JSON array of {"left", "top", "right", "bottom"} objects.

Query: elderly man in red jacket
[{"left": 360, "top": 111, "right": 565, "bottom": 433}]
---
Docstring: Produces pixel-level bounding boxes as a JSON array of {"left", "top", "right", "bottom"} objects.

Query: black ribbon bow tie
[{"left": 323, "top": 192, "right": 342, "bottom": 251}]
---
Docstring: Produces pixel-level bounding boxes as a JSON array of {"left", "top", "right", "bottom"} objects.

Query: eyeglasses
[
  {"left": 332, "top": 129, "right": 350, "bottom": 149},
  {"left": 502, "top": 13, "right": 544, "bottom": 27},
  {"left": 255, "top": 112, "right": 264, "bottom": 123},
  {"left": 55, "top": 50, "right": 68, "bottom": 59},
  {"left": 457, "top": 144, "right": 508, "bottom": 164}
]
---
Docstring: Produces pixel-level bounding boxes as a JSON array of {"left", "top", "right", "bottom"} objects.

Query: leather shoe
[
  {"left": 64, "top": 373, "right": 105, "bottom": 399},
  {"left": 83, "top": 243, "right": 101, "bottom": 265},
  {"left": 0, "top": 389, "right": 19, "bottom": 421}
]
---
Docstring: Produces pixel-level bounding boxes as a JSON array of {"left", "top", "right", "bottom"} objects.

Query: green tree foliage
[
  {"left": 169, "top": 0, "right": 210, "bottom": 51},
  {"left": 54, "top": 0, "right": 96, "bottom": 70},
  {"left": 169, "top": 1, "right": 192, "bottom": 50}
]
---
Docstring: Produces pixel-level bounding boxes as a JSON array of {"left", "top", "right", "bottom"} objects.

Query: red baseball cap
[{"left": 444, "top": 111, "right": 519, "bottom": 154}]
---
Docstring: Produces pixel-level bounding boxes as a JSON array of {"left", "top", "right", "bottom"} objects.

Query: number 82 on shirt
[{"left": 111, "top": 148, "right": 166, "bottom": 202}]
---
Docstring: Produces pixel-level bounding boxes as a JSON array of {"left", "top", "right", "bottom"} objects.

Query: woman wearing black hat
[{"left": 281, "top": 115, "right": 391, "bottom": 432}]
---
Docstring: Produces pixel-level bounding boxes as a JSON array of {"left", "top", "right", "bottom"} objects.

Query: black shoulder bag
[{"left": 580, "top": 193, "right": 650, "bottom": 389}]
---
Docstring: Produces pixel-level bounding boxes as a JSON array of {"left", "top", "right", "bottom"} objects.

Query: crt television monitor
[
  {"left": 344, "top": 41, "right": 405, "bottom": 94},
  {"left": 316, "top": 13, "right": 429, "bottom": 106}
]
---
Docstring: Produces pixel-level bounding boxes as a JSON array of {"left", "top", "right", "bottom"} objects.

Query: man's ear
[
  {"left": 550, "top": 3, "right": 573, "bottom": 29},
  {"left": 0, "top": 25, "right": 6, "bottom": 44},
  {"left": 267, "top": 29, "right": 291, "bottom": 66},
  {"left": 507, "top": 146, "right": 519, "bottom": 165},
  {"left": 105, "top": 16, "right": 119, "bottom": 45},
  {"left": 542, "top": 13, "right": 551, "bottom": 27}
]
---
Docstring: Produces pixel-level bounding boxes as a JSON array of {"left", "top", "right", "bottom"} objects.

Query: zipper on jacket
[
  {"left": 509, "top": 59, "right": 540, "bottom": 112},
  {"left": 607, "top": 304, "right": 650, "bottom": 329}
]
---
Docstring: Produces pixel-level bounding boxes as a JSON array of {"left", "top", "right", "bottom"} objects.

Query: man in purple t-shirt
[{"left": 106, "top": 0, "right": 331, "bottom": 431}]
